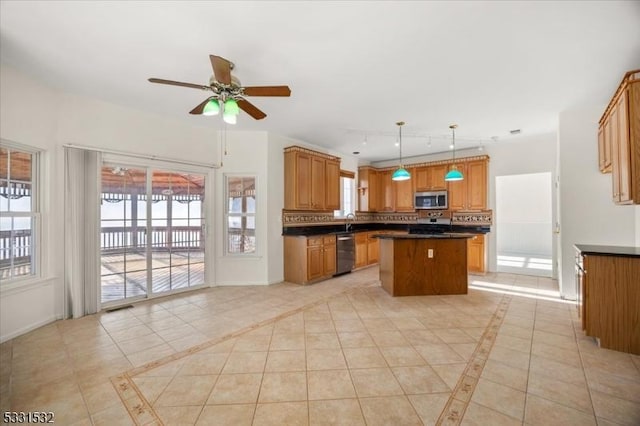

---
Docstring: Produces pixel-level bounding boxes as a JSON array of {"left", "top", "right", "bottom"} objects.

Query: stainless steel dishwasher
[{"left": 335, "top": 232, "right": 355, "bottom": 275}]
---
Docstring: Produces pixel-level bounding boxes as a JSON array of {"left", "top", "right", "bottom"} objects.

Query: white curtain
[{"left": 64, "top": 147, "right": 101, "bottom": 318}]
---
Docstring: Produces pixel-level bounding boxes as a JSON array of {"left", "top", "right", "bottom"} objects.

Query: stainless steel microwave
[{"left": 414, "top": 191, "right": 448, "bottom": 210}]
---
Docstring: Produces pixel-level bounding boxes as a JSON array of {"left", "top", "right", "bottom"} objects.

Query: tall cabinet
[{"left": 284, "top": 146, "right": 341, "bottom": 211}]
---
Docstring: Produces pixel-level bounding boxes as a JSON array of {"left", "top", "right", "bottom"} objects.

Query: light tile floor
[{"left": 1, "top": 268, "right": 639, "bottom": 425}]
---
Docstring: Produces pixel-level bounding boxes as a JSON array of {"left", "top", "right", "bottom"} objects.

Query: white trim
[
  {"left": 0, "top": 314, "right": 60, "bottom": 343},
  {"left": 223, "top": 174, "right": 258, "bottom": 256},
  {"left": 63, "top": 143, "right": 219, "bottom": 169}
]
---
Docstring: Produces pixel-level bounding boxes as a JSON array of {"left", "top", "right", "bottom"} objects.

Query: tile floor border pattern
[
  {"left": 110, "top": 284, "right": 371, "bottom": 425},
  {"left": 436, "top": 294, "right": 512, "bottom": 425},
  {"left": 110, "top": 284, "right": 510, "bottom": 425}
]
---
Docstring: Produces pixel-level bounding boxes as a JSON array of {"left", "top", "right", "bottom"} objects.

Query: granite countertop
[
  {"left": 374, "top": 233, "right": 476, "bottom": 239},
  {"left": 575, "top": 244, "right": 640, "bottom": 258}
]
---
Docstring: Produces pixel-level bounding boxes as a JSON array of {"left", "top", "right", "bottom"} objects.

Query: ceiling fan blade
[
  {"left": 210, "top": 55, "right": 232, "bottom": 85},
  {"left": 148, "top": 78, "right": 209, "bottom": 90},
  {"left": 242, "top": 86, "right": 292, "bottom": 97},
  {"left": 237, "top": 99, "right": 267, "bottom": 120},
  {"left": 189, "top": 97, "right": 214, "bottom": 115}
]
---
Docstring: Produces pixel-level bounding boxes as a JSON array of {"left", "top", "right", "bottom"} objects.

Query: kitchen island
[{"left": 374, "top": 234, "right": 474, "bottom": 296}]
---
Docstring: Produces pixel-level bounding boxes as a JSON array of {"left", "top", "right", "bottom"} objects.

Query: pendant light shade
[
  {"left": 202, "top": 98, "right": 220, "bottom": 116},
  {"left": 444, "top": 124, "right": 464, "bottom": 182},
  {"left": 392, "top": 167, "right": 411, "bottom": 181},
  {"left": 222, "top": 98, "right": 240, "bottom": 124},
  {"left": 392, "top": 121, "right": 410, "bottom": 181},
  {"left": 444, "top": 165, "right": 463, "bottom": 181}
]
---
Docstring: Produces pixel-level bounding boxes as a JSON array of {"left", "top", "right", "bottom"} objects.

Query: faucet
[{"left": 345, "top": 213, "right": 356, "bottom": 232}]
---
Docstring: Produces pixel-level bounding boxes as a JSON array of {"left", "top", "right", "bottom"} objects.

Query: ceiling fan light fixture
[
  {"left": 202, "top": 98, "right": 220, "bottom": 116},
  {"left": 224, "top": 98, "right": 240, "bottom": 115},
  {"left": 223, "top": 112, "right": 237, "bottom": 125}
]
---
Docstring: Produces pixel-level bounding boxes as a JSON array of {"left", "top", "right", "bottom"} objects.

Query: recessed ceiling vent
[{"left": 509, "top": 129, "right": 522, "bottom": 135}]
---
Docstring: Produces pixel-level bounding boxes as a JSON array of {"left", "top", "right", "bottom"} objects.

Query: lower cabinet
[
  {"left": 367, "top": 232, "right": 379, "bottom": 265},
  {"left": 355, "top": 232, "right": 368, "bottom": 269},
  {"left": 467, "top": 235, "right": 485, "bottom": 273},
  {"left": 284, "top": 235, "right": 336, "bottom": 284},
  {"left": 579, "top": 251, "right": 640, "bottom": 355}
]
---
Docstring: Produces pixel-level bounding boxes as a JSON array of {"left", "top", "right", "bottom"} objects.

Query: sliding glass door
[{"left": 100, "top": 164, "right": 206, "bottom": 305}]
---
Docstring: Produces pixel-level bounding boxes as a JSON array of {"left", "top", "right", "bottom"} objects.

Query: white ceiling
[{"left": 1, "top": 1, "right": 639, "bottom": 161}]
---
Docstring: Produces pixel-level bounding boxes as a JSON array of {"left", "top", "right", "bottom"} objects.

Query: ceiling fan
[{"left": 148, "top": 54, "right": 291, "bottom": 123}]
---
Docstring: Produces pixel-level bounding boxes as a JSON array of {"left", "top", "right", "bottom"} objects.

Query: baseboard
[{"left": 0, "top": 314, "right": 59, "bottom": 343}]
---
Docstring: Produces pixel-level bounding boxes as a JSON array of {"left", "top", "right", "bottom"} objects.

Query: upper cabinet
[
  {"left": 447, "top": 159, "right": 488, "bottom": 211},
  {"left": 284, "top": 146, "right": 341, "bottom": 211},
  {"left": 598, "top": 70, "right": 640, "bottom": 205},
  {"left": 358, "top": 156, "right": 489, "bottom": 213}
]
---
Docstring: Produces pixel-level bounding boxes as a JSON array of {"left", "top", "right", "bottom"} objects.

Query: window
[
  {"left": 226, "top": 176, "right": 256, "bottom": 254},
  {"left": 334, "top": 172, "right": 355, "bottom": 217},
  {"left": 0, "top": 144, "right": 39, "bottom": 282}
]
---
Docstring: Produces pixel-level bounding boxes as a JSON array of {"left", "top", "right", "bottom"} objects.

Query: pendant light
[
  {"left": 444, "top": 124, "right": 464, "bottom": 181},
  {"left": 391, "top": 121, "right": 410, "bottom": 181}
]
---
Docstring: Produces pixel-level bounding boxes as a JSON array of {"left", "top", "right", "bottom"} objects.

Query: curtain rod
[{"left": 62, "top": 143, "right": 220, "bottom": 169}]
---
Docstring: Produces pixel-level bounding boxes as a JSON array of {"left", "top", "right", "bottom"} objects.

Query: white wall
[
  {"left": 558, "top": 106, "right": 636, "bottom": 299},
  {"left": 0, "top": 64, "right": 281, "bottom": 341}
]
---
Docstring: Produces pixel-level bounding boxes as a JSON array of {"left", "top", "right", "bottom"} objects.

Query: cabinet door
[
  {"left": 414, "top": 167, "right": 429, "bottom": 191},
  {"left": 395, "top": 170, "right": 414, "bottom": 211},
  {"left": 355, "top": 233, "right": 368, "bottom": 268},
  {"left": 289, "top": 152, "right": 312, "bottom": 210},
  {"left": 615, "top": 91, "right": 632, "bottom": 204},
  {"left": 369, "top": 170, "right": 380, "bottom": 211},
  {"left": 380, "top": 171, "right": 395, "bottom": 211},
  {"left": 367, "top": 233, "right": 379, "bottom": 264},
  {"left": 323, "top": 243, "right": 337, "bottom": 276},
  {"left": 429, "top": 165, "right": 448, "bottom": 190},
  {"left": 598, "top": 125, "right": 611, "bottom": 173},
  {"left": 307, "top": 245, "right": 323, "bottom": 281},
  {"left": 609, "top": 107, "right": 622, "bottom": 203},
  {"left": 325, "top": 160, "right": 341, "bottom": 210},
  {"left": 311, "top": 156, "right": 326, "bottom": 209},
  {"left": 447, "top": 163, "right": 467, "bottom": 210},
  {"left": 467, "top": 235, "right": 485, "bottom": 273},
  {"left": 466, "top": 160, "right": 488, "bottom": 210}
]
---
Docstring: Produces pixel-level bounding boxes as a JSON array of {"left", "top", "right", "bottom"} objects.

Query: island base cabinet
[
  {"left": 583, "top": 254, "right": 640, "bottom": 355},
  {"left": 379, "top": 238, "right": 468, "bottom": 296}
]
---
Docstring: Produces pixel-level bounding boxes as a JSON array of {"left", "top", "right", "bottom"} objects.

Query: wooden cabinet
[
  {"left": 598, "top": 70, "right": 640, "bottom": 204},
  {"left": 414, "top": 167, "right": 429, "bottom": 192},
  {"left": 355, "top": 232, "right": 368, "bottom": 269},
  {"left": 379, "top": 170, "right": 394, "bottom": 211},
  {"left": 598, "top": 120, "right": 612, "bottom": 173},
  {"left": 415, "top": 165, "right": 447, "bottom": 192},
  {"left": 367, "top": 231, "right": 379, "bottom": 265},
  {"left": 322, "top": 236, "right": 337, "bottom": 277},
  {"left": 284, "top": 235, "right": 336, "bottom": 284},
  {"left": 325, "top": 159, "right": 340, "bottom": 210},
  {"left": 359, "top": 156, "right": 489, "bottom": 212},
  {"left": 578, "top": 249, "right": 640, "bottom": 355},
  {"left": 467, "top": 234, "right": 485, "bottom": 273},
  {"left": 357, "top": 167, "right": 380, "bottom": 212},
  {"left": 284, "top": 147, "right": 341, "bottom": 211},
  {"left": 429, "top": 165, "right": 448, "bottom": 190},
  {"left": 394, "top": 169, "right": 414, "bottom": 211},
  {"left": 448, "top": 160, "right": 488, "bottom": 211}
]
